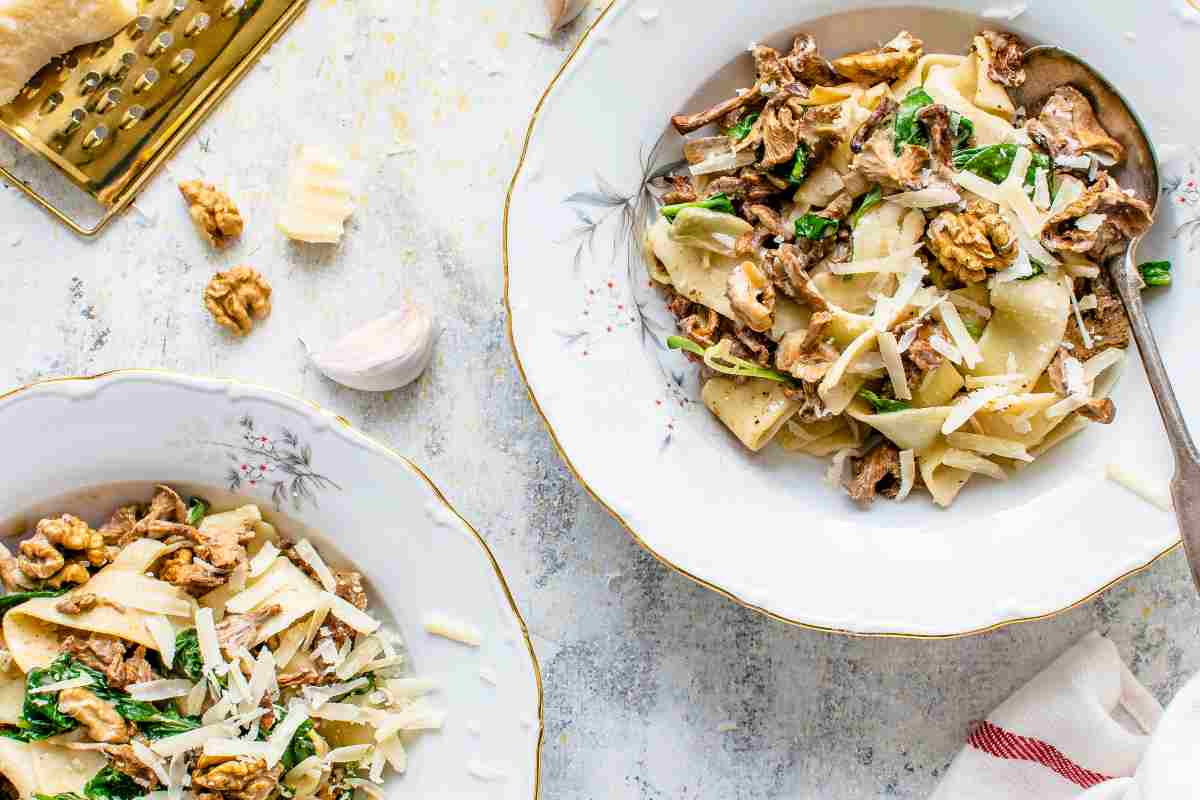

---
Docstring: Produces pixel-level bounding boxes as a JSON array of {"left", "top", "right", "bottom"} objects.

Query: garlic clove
[
  {"left": 306, "top": 306, "right": 437, "bottom": 392},
  {"left": 544, "top": 0, "right": 587, "bottom": 31}
]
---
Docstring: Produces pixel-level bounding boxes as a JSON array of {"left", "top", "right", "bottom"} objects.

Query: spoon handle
[{"left": 1112, "top": 242, "right": 1200, "bottom": 587}]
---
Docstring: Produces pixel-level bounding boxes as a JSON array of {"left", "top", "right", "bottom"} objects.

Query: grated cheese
[
  {"left": 1068, "top": 282, "right": 1095, "bottom": 350},
  {"left": 302, "top": 597, "right": 332, "bottom": 650},
  {"left": 897, "top": 324, "right": 919, "bottom": 353},
  {"left": 152, "top": 722, "right": 238, "bottom": 756},
  {"left": 423, "top": 613, "right": 481, "bottom": 646},
  {"left": 266, "top": 703, "right": 311, "bottom": 767},
  {"left": 226, "top": 661, "right": 252, "bottom": 705},
  {"left": 373, "top": 702, "right": 446, "bottom": 740},
  {"left": 203, "top": 739, "right": 275, "bottom": 759},
  {"left": 1033, "top": 168, "right": 1051, "bottom": 210},
  {"left": 183, "top": 680, "right": 208, "bottom": 716},
  {"left": 927, "top": 334, "right": 963, "bottom": 365},
  {"left": 143, "top": 615, "right": 177, "bottom": 669},
  {"left": 937, "top": 302, "right": 982, "bottom": 369},
  {"left": 897, "top": 450, "right": 916, "bottom": 500},
  {"left": 167, "top": 753, "right": 186, "bottom": 800},
  {"left": 336, "top": 636, "right": 382, "bottom": 680},
  {"left": 466, "top": 760, "right": 510, "bottom": 782},
  {"left": 293, "top": 540, "right": 337, "bottom": 593},
  {"left": 1055, "top": 154, "right": 1091, "bottom": 170},
  {"left": 327, "top": 744, "right": 373, "bottom": 764},
  {"left": 30, "top": 675, "right": 93, "bottom": 694},
  {"left": 1075, "top": 213, "right": 1106, "bottom": 232},
  {"left": 303, "top": 677, "right": 368, "bottom": 710},
  {"left": 314, "top": 638, "right": 341, "bottom": 667},
  {"left": 194, "top": 607, "right": 224, "bottom": 676},
  {"left": 1106, "top": 464, "right": 1172, "bottom": 511},
  {"left": 876, "top": 332, "right": 911, "bottom": 400},
  {"left": 1047, "top": 175, "right": 1086, "bottom": 220},
  {"left": 946, "top": 432, "right": 1034, "bottom": 462},
  {"left": 942, "top": 449, "right": 1007, "bottom": 480},
  {"left": 309, "top": 702, "right": 370, "bottom": 724},
  {"left": 828, "top": 243, "right": 922, "bottom": 275},
  {"left": 245, "top": 648, "right": 276, "bottom": 713},
  {"left": 324, "top": 591, "right": 380, "bottom": 634},
  {"left": 1083, "top": 348, "right": 1124, "bottom": 381},
  {"left": 273, "top": 624, "right": 306, "bottom": 670},
  {"left": 130, "top": 740, "right": 170, "bottom": 785},
  {"left": 377, "top": 735, "right": 407, "bottom": 773},
  {"left": 127, "top": 679, "right": 194, "bottom": 702},
  {"left": 942, "top": 386, "right": 1009, "bottom": 435},
  {"left": 202, "top": 691, "right": 236, "bottom": 724},
  {"left": 385, "top": 678, "right": 439, "bottom": 699},
  {"left": 884, "top": 186, "right": 961, "bottom": 208},
  {"left": 964, "top": 373, "right": 1023, "bottom": 389},
  {"left": 248, "top": 541, "right": 280, "bottom": 578},
  {"left": 947, "top": 293, "right": 991, "bottom": 320}
]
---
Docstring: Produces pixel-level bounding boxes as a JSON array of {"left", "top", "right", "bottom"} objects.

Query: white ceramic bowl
[
  {"left": 0, "top": 371, "right": 542, "bottom": 797},
  {"left": 505, "top": 0, "right": 1200, "bottom": 636}
]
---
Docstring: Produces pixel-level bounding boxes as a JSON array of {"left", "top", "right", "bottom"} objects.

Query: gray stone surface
[{"left": 2, "top": 2, "right": 1198, "bottom": 797}]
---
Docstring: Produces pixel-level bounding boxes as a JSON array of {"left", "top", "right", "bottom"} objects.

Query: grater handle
[{"left": 0, "top": 162, "right": 121, "bottom": 237}]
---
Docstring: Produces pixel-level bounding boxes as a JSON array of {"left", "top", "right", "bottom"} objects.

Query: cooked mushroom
[
  {"left": 1026, "top": 86, "right": 1123, "bottom": 164},
  {"left": 726, "top": 261, "right": 776, "bottom": 333},
  {"left": 831, "top": 31, "right": 923, "bottom": 84}
]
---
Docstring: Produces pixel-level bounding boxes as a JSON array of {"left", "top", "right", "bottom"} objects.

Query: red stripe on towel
[{"left": 967, "top": 720, "right": 1114, "bottom": 789}]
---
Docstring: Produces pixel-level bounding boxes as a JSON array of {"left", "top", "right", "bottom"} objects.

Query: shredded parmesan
[
  {"left": 293, "top": 540, "right": 337, "bottom": 593},
  {"left": 1106, "top": 464, "right": 1172, "bottom": 511},
  {"left": 946, "top": 432, "right": 1034, "bottom": 462},
  {"left": 303, "top": 677, "right": 368, "bottom": 710},
  {"left": 423, "top": 612, "right": 481, "bottom": 646},
  {"left": 327, "top": 744, "right": 373, "bottom": 764},
  {"left": 897, "top": 324, "right": 919, "bottom": 353},
  {"left": 385, "top": 678, "right": 439, "bottom": 699},
  {"left": 152, "top": 722, "right": 238, "bottom": 756},
  {"left": 144, "top": 615, "right": 177, "bottom": 670},
  {"left": 964, "top": 374, "right": 1023, "bottom": 389},
  {"left": 872, "top": 262, "right": 928, "bottom": 331},
  {"left": 324, "top": 591, "right": 380, "bottom": 634},
  {"left": 244, "top": 648, "right": 276, "bottom": 713},
  {"left": 876, "top": 332, "right": 911, "bottom": 400},
  {"left": 897, "top": 450, "right": 916, "bottom": 500},
  {"left": 128, "top": 679, "right": 194, "bottom": 702},
  {"left": 942, "top": 448, "right": 1007, "bottom": 479},
  {"left": 1083, "top": 348, "right": 1124, "bottom": 381},
  {"left": 273, "top": 624, "right": 306, "bottom": 670},
  {"left": 202, "top": 691, "right": 235, "bottom": 724},
  {"left": 884, "top": 186, "right": 961, "bottom": 208},
  {"left": 183, "top": 680, "right": 208, "bottom": 716},
  {"left": 1068, "top": 282, "right": 1095, "bottom": 351},
  {"left": 194, "top": 607, "right": 224, "bottom": 676},
  {"left": 309, "top": 702, "right": 370, "bottom": 724},
  {"left": 130, "top": 740, "right": 170, "bottom": 786},
  {"left": 248, "top": 541, "right": 280, "bottom": 578},
  {"left": 927, "top": 334, "right": 963, "bottom": 365},
  {"left": 1055, "top": 154, "right": 1091, "bottom": 170},
  {"left": 167, "top": 753, "right": 186, "bottom": 800},
  {"left": 203, "top": 739, "right": 276, "bottom": 759},
  {"left": 466, "top": 760, "right": 510, "bottom": 782},
  {"left": 335, "top": 636, "right": 383, "bottom": 680},
  {"left": 266, "top": 703, "right": 311, "bottom": 766},
  {"left": 30, "top": 675, "right": 93, "bottom": 694},
  {"left": 373, "top": 702, "right": 446, "bottom": 740},
  {"left": 942, "top": 386, "right": 1009, "bottom": 435},
  {"left": 825, "top": 448, "right": 860, "bottom": 487},
  {"left": 937, "top": 302, "right": 982, "bottom": 369},
  {"left": 828, "top": 243, "right": 923, "bottom": 275},
  {"left": 1047, "top": 175, "right": 1086, "bottom": 219},
  {"left": 302, "top": 597, "right": 332, "bottom": 650},
  {"left": 377, "top": 735, "right": 407, "bottom": 773},
  {"left": 1032, "top": 168, "right": 1051, "bottom": 210}
]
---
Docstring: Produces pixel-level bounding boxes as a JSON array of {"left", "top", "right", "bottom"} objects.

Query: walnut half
[
  {"left": 205, "top": 266, "right": 272, "bottom": 336},
  {"left": 180, "top": 180, "right": 244, "bottom": 248},
  {"left": 925, "top": 200, "right": 1017, "bottom": 284}
]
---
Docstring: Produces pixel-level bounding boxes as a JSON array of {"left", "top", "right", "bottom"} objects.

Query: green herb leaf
[
  {"left": 172, "top": 628, "right": 204, "bottom": 682},
  {"left": 858, "top": 388, "right": 912, "bottom": 414},
  {"left": 894, "top": 87, "right": 934, "bottom": 153},
  {"left": 1, "top": 655, "right": 95, "bottom": 741},
  {"left": 113, "top": 699, "right": 200, "bottom": 739},
  {"left": 34, "top": 793, "right": 86, "bottom": 800},
  {"left": 949, "top": 112, "right": 974, "bottom": 150},
  {"left": 952, "top": 144, "right": 1051, "bottom": 186},
  {"left": 848, "top": 186, "right": 883, "bottom": 229},
  {"left": 794, "top": 213, "right": 839, "bottom": 240},
  {"left": 1138, "top": 260, "right": 1172, "bottom": 287},
  {"left": 186, "top": 496, "right": 210, "bottom": 527},
  {"left": 963, "top": 318, "right": 983, "bottom": 339},
  {"left": 726, "top": 112, "right": 759, "bottom": 142},
  {"left": 661, "top": 193, "right": 736, "bottom": 221},
  {"left": 0, "top": 587, "right": 68, "bottom": 618},
  {"left": 82, "top": 767, "right": 144, "bottom": 800},
  {"left": 784, "top": 143, "right": 809, "bottom": 186},
  {"left": 1017, "top": 261, "right": 1047, "bottom": 281},
  {"left": 666, "top": 337, "right": 795, "bottom": 386}
]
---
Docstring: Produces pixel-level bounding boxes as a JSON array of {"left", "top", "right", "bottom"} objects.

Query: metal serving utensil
[{"left": 1010, "top": 46, "right": 1200, "bottom": 588}]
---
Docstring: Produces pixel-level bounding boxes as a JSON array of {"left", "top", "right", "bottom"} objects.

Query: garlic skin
[
  {"left": 306, "top": 307, "right": 436, "bottom": 392},
  {"left": 544, "top": 0, "right": 587, "bottom": 31}
]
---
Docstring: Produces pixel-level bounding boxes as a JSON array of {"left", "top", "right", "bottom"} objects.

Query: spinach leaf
[
  {"left": 185, "top": 496, "right": 210, "bottom": 527},
  {"left": 1, "top": 655, "right": 97, "bottom": 741},
  {"left": 282, "top": 719, "right": 317, "bottom": 771},
  {"left": 858, "top": 388, "right": 911, "bottom": 414},
  {"left": 0, "top": 587, "right": 69, "bottom": 618},
  {"left": 952, "top": 144, "right": 1051, "bottom": 186},
  {"left": 726, "top": 112, "right": 759, "bottom": 142},
  {"left": 34, "top": 794, "right": 86, "bottom": 800},
  {"left": 848, "top": 186, "right": 882, "bottom": 229},
  {"left": 774, "top": 143, "right": 809, "bottom": 186},
  {"left": 661, "top": 193, "right": 736, "bottom": 221},
  {"left": 666, "top": 337, "right": 796, "bottom": 386},
  {"left": 894, "top": 87, "right": 934, "bottom": 152},
  {"left": 82, "top": 767, "right": 143, "bottom": 800},
  {"left": 172, "top": 629, "right": 204, "bottom": 682},
  {"left": 112, "top": 700, "right": 200, "bottom": 740},
  {"left": 1138, "top": 260, "right": 1172, "bottom": 287},
  {"left": 794, "top": 214, "right": 839, "bottom": 240}
]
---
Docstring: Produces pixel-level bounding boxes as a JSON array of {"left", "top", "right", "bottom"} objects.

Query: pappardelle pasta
[
  {"left": 0, "top": 487, "right": 434, "bottom": 800},
  {"left": 648, "top": 29, "right": 1163, "bottom": 506}
]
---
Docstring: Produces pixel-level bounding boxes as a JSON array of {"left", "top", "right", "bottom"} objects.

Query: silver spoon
[{"left": 1010, "top": 46, "right": 1200, "bottom": 588}]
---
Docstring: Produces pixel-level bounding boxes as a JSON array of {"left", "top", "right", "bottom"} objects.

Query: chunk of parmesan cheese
[
  {"left": 309, "top": 702, "right": 371, "bottom": 724},
  {"left": 266, "top": 703, "right": 311, "bottom": 766},
  {"left": 323, "top": 592, "right": 380, "bottom": 635},
  {"left": 896, "top": 450, "right": 916, "bottom": 500},
  {"left": 884, "top": 187, "right": 961, "bottom": 208},
  {"left": 127, "top": 679, "right": 194, "bottom": 702},
  {"left": 194, "top": 607, "right": 224, "bottom": 676},
  {"left": 941, "top": 448, "right": 1007, "bottom": 480},
  {"left": 29, "top": 675, "right": 93, "bottom": 694},
  {"left": 1075, "top": 213, "right": 1106, "bottom": 232},
  {"left": 937, "top": 301, "right": 982, "bottom": 369},
  {"left": 327, "top": 744, "right": 373, "bottom": 764},
  {"left": 423, "top": 612, "right": 481, "bottom": 646},
  {"left": 203, "top": 739, "right": 275, "bottom": 759},
  {"left": 377, "top": 735, "right": 407, "bottom": 773},
  {"left": 373, "top": 702, "right": 446, "bottom": 740},
  {"left": 293, "top": 540, "right": 337, "bottom": 593},
  {"left": 151, "top": 722, "right": 238, "bottom": 757},
  {"left": 247, "top": 542, "right": 280, "bottom": 578},
  {"left": 335, "top": 636, "right": 382, "bottom": 680},
  {"left": 876, "top": 332, "right": 911, "bottom": 400},
  {"left": 144, "top": 615, "right": 177, "bottom": 669},
  {"left": 130, "top": 740, "right": 170, "bottom": 785},
  {"left": 1106, "top": 464, "right": 1172, "bottom": 511},
  {"left": 942, "top": 386, "right": 1009, "bottom": 435},
  {"left": 278, "top": 145, "right": 356, "bottom": 244},
  {"left": 466, "top": 760, "right": 510, "bottom": 782},
  {"left": 1083, "top": 348, "right": 1124, "bottom": 381}
]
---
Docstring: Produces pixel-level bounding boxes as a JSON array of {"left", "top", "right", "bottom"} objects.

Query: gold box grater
[{"left": 0, "top": 0, "right": 308, "bottom": 236}]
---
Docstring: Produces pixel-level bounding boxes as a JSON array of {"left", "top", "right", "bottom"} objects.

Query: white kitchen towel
[{"left": 930, "top": 632, "right": 1172, "bottom": 800}]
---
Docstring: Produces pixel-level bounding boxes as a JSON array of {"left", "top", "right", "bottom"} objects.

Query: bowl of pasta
[
  {"left": 505, "top": 0, "right": 1199, "bottom": 635},
  {"left": 0, "top": 372, "right": 542, "bottom": 799}
]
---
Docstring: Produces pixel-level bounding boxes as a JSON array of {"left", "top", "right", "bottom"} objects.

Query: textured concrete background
[{"left": 2, "top": 1, "right": 1199, "bottom": 797}]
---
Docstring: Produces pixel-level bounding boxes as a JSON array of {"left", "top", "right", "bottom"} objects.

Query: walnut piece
[
  {"left": 180, "top": 180, "right": 244, "bottom": 248},
  {"left": 46, "top": 560, "right": 91, "bottom": 588},
  {"left": 194, "top": 756, "right": 282, "bottom": 800},
  {"left": 205, "top": 266, "right": 272, "bottom": 336},
  {"left": 57, "top": 687, "right": 130, "bottom": 743},
  {"left": 158, "top": 548, "right": 228, "bottom": 596},
  {"left": 17, "top": 534, "right": 64, "bottom": 579},
  {"left": 925, "top": 200, "right": 1017, "bottom": 283}
]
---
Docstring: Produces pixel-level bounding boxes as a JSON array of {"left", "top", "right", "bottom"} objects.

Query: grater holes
[
  {"left": 79, "top": 72, "right": 102, "bottom": 95},
  {"left": 127, "top": 15, "right": 153, "bottom": 40},
  {"left": 170, "top": 50, "right": 197, "bottom": 75},
  {"left": 108, "top": 53, "right": 137, "bottom": 82},
  {"left": 81, "top": 125, "right": 109, "bottom": 151},
  {"left": 160, "top": 0, "right": 189, "bottom": 23},
  {"left": 146, "top": 31, "right": 174, "bottom": 58},
  {"left": 132, "top": 68, "right": 160, "bottom": 95},
  {"left": 185, "top": 12, "right": 211, "bottom": 37},
  {"left": 40, "top": 92, "right": 64, "bottom": 116}
]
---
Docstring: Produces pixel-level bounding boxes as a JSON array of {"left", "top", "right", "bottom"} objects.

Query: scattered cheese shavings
[
  {"left": 897, "top": 450, "right": 916, "bottom": 500},
  {"left": 942, "top": 449, "right": 1007, "bottom": 480},
  {"left": 1083, "top": 348, "right": 1125, "bottom": 381},
  {"left": 884, "top": 186, "right": 961, "bottom": 208},
  {"left": 946, "top": 432, "right": 1034, "bottom": 462},
  {"left": 345, "top": 779, "right": 384, "bottom": 799},
  {"left": 294, "top": 540, "right": 337, "bottom": 593},
  {"left": 127, "top": 679, "right": 194, "bottom": 702},
  {"left": 466, "top": 760, "right": 509, "bottom": 782},
  {"left": 202, "top": 691, "right": 236, "bottom": 724},
  {"left": 336, "top": 636, "right": 382, "bottom": 680},
  {"left": 942, "top": 386, "right": 1009, "bottom": 435},
  {"left": 964, "top": 374, "right": 1023, "bottom": 389},
  {"left": 947, "top": 293, "right": 992, "bottom": 320},
  {"left": 385, "top": 678, "right": 439, "bottom": 699},
  {"left": 248, "top": 541, "right": 280, "bottom": 578},
  {"left": 310, "top": 702, "right": 370, "bottom": 724},
  {"left": 327, "top": 744, "right": 373, "bottom": 764},
  {"left": 873, "top": 262, "right": 928, "bottom": 332},
  {"left": 226, "top": 661, "right": 252, "bottom": 704},
  {"left": 1033, "top": 169, "right": 1051, "bottom": 210},
  {"left": 324, "top": 591, "right": 380, "bottom": 634},
  {"left": 1047, "top": 175, "right": 1086, "bottom": 220},
  {"left": 30, "top": 675, "right": 93, "bottom": 694},
  {"left": 1068, "top": 284, "right": 1095, "bottom": 351},
  {"left": 377, "top": 735, "right": 407, "bottom": 773},
  {"left": 1106, "top": 464, "right": 1172, "bottom": 511},
  {"left": 981, "top": 2, "right": 1026, "bottom": 20},
  {"left": 825, "top": 448, "right": 861, "bottom": 487},
  {"left": 927, "top": 334, "right": 963, "bottom": 365},
  {"left": 373, "top": 701, "right": 446, "bottom": 740},
  {"left": 303, "top": 677, "right": 368, "bottom": 710},
  {"left": 203, "top": 739, "right": 275, "bottom": 759},
  {"left": 130, "top": 740, "right": 170, "bottom": 786},
  {"left": 167, "top": 753, "right": 186, "bottom": 800},
  {"left": 897, "top": 324, "right": 919, "bottom": 353},
  {"left": 1077, "top": 293, "right": 1098, "bottom": 312},
  {"left": 152, "top": 722, "right": 238, "bottom": 756},
  {"left": 424, "top": 613, "right": 481, "bottom": 646},
  {"left": 937, "top": 302, "right": 982, "bottom": 369},
  {"left": 195, "top": 607, "right": 224, "bottom": 676},
  {"left": 183, "top": 680, "right": 208, "bottom": 716},
  {"left": 828, "top": 243, "right": 923, "bottom": 275},
  {"left": 266, "top": 703, "right": 311, "bottom": 766},
  {"left": 877, "top": 332, "right": 911, "bottom": 400},
  {"left": 144, "top": 615, "right": 177, "bottom": 670},
  {"left": 273, "top": 624, "right": 306, "bottom": 670},
  {"left": 1055, "top": 154, "right": 1091, "bottom": 170},
  {"left": 244, "top": 649, "right": 276, "bottom": 713}
]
